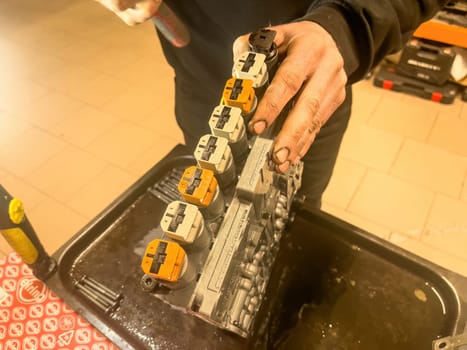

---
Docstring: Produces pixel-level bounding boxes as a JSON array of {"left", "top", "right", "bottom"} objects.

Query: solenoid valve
[
  {"left": 233, "top": 52, "right": 268, "bottom": 97},
  {"left": 221, "top": 78, "right": 257, "bottom": 122},
  {"left": 160, "top": 201, "right": 211, "bottom": 249},
  {"left": 178, "top": 166, "right": 225, "bottom": 219},
  {"left": 209, "top": 105, "right": 248, "bottom": 162},
  {"left": 194, "top": 135, "right": 236, "bottom": 188},
  {"left": 141, "top": 239, "right": 195, "bottom": 289}
]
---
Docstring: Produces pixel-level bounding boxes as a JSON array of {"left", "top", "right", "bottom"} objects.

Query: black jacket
[{"left": 158, "top": 0, "right": 446, "bottom": 140}]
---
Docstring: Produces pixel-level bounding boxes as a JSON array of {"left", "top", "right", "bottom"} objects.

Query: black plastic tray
[{"left": 47, "top": 145, "right": 467, "bottom": 350}]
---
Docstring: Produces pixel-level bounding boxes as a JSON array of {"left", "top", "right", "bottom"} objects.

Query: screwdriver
[
  {"left": 152, "top": 2, "right": 190, "bottom": 48},
  {"left": 98, "top": 0, "right": 190, "bottom": 47},
  {"left": 0, "top": 185, "right": 56, "bottom": 280}
]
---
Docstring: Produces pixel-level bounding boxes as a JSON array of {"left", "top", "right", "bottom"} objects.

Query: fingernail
[
  {"left": 250, "top": 120, "right": 267, "bottom": 135},
  {"left": 276, "top": 161, "right": 290, "bottom": 173},
  {"left": 274, "top": 147, "right": 290, "bottom": 164}
]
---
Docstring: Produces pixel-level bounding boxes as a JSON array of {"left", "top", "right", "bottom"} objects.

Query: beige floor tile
[
  {"left": 0, "top": 14, "right": 21, "bottom": 39},
  {"left": 13, "top": 91, "right": 84, "bottom": 130},
  {"left": 389, "top": 232, "right": 467, "bottom": 278},
  {"left": 418, "top": 195, "right": 467, "bottom": 263},
  {"left": 50, "top": 0, "right": 109, "bottom": 22},
  {"left": 428, "top": 108, "right": 467, "bottom": 157},
  {"left": 89, "top": 46, "right": 141, "bottom": 76},
  {"left": 339, "top": 122, "right": 403, "bottom": 171},
  {"left": 0, "top": 236, "right": 14, "bottom": 257},
  {"left": 51, "top": 105, "right": 119, "bottom": 148},
  {"left": 351, "top": 79, "right": 383, "bottom": 122},
  {"left": 462, "top": 180, "right": 467, "bottom": 203},
  {"left": 0, "top": 38, "right": 29, "bottom": 84},
  {"left": 426, "top": 194, "right": 467, "bottom": 230},
  {"left": 87, "top": 21, "right": 158, "bottom": 51},
  {"left": 85, "top": 121, "right": 158, "bottom": 168},
  {"left": 115, "top": 56, "right": 174, "bottom": 85},
  {"left": 0, "top": 111, "right": 31, "bottom": 147},
  {"left": 0, "top": 128, "right": 66, "bottom": 177},
  {"left": 0, "top": 79, "right": 49, "bottom": 115},
  {"left": 131, "top": 102, "right": 184, "bottom": 143},
  {"left": 23, "top": 51, "right": 68, "bottom": 83},
  {"left": 68, "top": 165, "right": 137, "bottom": 219},
  {"left": 369, "top": 94, "right": 438, "bottom": 141},
  {"left": 0, "top": 168, "right": 7, "bottom": 178},
  {"left": 1, "top": 174, "right": 46, "bottom": 211},
  {"left": 461, "top": 102, "right": 467, "bottom": 120},
  {"left": 69, "top": 73, "right": 129, "bottom": 107},
  {"left": 35, "top": 6, "right": 104, "bottom": 35},
  {"left": 348, "top": 170, "right": 434, "bottom": 233},
  {"left": 437, "top": 95, "right": 465, "bottom": 119},
  {"left": 126, "top": 138, "right": 180, "bottom": 176},
  {"left": 102, "top": 86, "right": 163, "bottom": 121},
  {"left": 28, "top": 198, "right": 88, "bottom": 254},
  {"left": 322, "top": 157, "right": 367, "bottom": 209},
  {"left": 7, "top": 24, "right": 73, "bottom": 53},
  {"left": 391, "top": 140, "right": 467, "bottom": 197},
  {"left": 53, "top": 36, "right": 105, "bottom": 65},
  {"left": 322, "top": 202, "right": 391, "bottom": 240},
  {"left": 41, "top": 64, "right": 97, "bottom": 96},
  {"left": 25, "top": 146, "right": 108, "bottom": 203}
]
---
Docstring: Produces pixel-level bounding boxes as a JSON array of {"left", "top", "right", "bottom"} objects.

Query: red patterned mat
[{"left": 0, "top": 252, "right": 117, "bottom": 350}]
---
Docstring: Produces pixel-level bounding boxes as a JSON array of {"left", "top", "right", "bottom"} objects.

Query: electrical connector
[
  {"left": 248, "top": 28, "right": 277, "bottom": 59},
  {"left": 221, "top": 78, "right": 257, "bottom": 116},
  {"left": 178, "top": 166, "right": 216, "bottom": 207},
  {"left": 178, "top": 166, "right": 225, "bottom": 219},
  {"left": 141, "top": 239, "right": 186, "bottom": 283},
  {"left": 194, "top": 135, "right": 236, "bottom": 188},
  {"left": 208, "top": 105, "right": 248, "bottom": 162},
  {"left": 233, "top": 52, "right": 268, "bottom": 89},
  {"left": 248, "top": 28, "right": 278, "bottom": 76},
  {"left": 160, "top": 201, "right": 210, "bottom": 249},
  {"left": 209, "top": 105, "right": 245, "bottom": 143}
]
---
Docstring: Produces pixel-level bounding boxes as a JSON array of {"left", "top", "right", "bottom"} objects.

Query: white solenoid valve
[
  {"left": 160, "top": 200, "right": 211, "bottom": 250},
  {"left": 194, "top": 134, "right": 236, "bottom": 188},
  {"left": 233, "top": 52, "right": 269, "bottom": 90},
  {"left": 209, "top": 105, "right": 248, "bottom": 162}
]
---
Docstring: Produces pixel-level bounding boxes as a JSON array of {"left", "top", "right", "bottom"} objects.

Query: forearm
[{"left": 302, "top": 0, "right": 447, "bottom": 83}]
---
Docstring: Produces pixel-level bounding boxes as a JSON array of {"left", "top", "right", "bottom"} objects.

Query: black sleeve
[{"left": 300, "top": 0, "right": 447, "bottom": 83}]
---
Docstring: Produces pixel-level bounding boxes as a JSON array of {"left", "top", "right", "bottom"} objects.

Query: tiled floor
[{"left": 0, "top": 1, "right": 466, "bottom": 279}]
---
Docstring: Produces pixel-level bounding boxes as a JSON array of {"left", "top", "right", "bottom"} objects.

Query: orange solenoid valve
[
  {"left": 221, "top": 78, "right": 256, "bottom": 115},
  {"left": 178, "top": 166, "right": 218, "bottom": 207},
  {"left": 141, "top": 239, "right": 186, "bottom": 283}
]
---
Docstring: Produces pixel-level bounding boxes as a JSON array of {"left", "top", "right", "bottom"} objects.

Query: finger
[
  {"left": 296, "top": 73, "right": 346, "bottom": 161},
  {"left": 272, "top": 59, "right": 346, "bottom": 170},
  {"left": 249, "top": 53, "right": 312, "bottom": 135},
  {"left": 248, "top": 26, "right": 328, "bottom": 136}
]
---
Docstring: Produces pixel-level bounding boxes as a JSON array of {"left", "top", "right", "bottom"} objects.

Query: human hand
[
  {"left": 233, "top": 21, "right": 347, "bottom": 173},
  {"left": 96, "top": 0, "right": 161, "bottom": 25}
]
